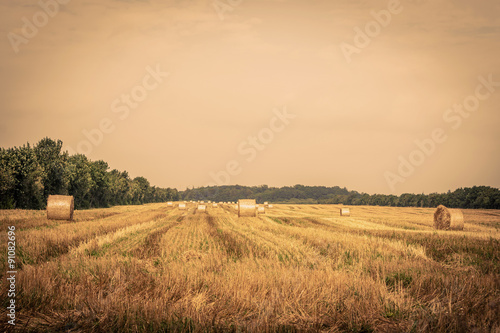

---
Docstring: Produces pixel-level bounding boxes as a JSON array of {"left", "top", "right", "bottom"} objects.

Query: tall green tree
[
  {"left": 66, "top": 154, "right": 94, "bottom": 209},
  {"left": 88, "top": 160, "right": 110, "bottom": 207},
  {"left": 0, "top": 148, "right": 17, "bottom": 208},
  {"left": 7, "top": 144, "right": 44, "bottom": 209},
  {"left": 34, "top": 137, "right": 68, "bottom": 200}
]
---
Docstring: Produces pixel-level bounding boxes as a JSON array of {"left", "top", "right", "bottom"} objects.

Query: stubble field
[{"left": 0, "top": 203, "right": 499, "bottom": 332}]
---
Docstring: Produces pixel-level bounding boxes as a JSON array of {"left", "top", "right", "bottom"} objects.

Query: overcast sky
[{"left": 1, "top": 0, "right": 499, "bottom": 194}]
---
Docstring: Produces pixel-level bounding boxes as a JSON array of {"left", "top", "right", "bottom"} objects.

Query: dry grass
[{"left": 0, "top": 203, "right": 498, "bottom": 332}]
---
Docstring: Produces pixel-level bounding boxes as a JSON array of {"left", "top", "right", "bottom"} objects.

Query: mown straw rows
[{"left": 0, "top": 203, "right": 498, "bottom": 332}]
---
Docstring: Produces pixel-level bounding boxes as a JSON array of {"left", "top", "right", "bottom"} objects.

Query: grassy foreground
[{"left": 0, "top": 203, "right": 499, "bottom": 332}]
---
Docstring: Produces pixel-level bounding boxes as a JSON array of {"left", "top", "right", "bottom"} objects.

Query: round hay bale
[
  {"left": 47, "top": 195, "right": 74, "bottom": 221},
  {"left": 257, "top": 206, "right": 265, "bottom": 214},
  {"left": 434, "top": 205, "right": 464, "bottom": 230},
  {"left": 340, "top": 208, "right": 350, "bottom": 216},
  {"left": 197, "top": 204, "right": 206, "bottom": 212},
  {"left": 178, "top": 203, "right": 187, "bottom": 210},
  {"left": 268, "top": 204, "right": 273, "bottom": 208},
  {"left": 264, "top": 201, "right": 269, "bottom": 206},
  {"left": 167, "top": 201, "right": 173, "bottom": 207},
  {"left": 238, "top": 199, "right": 256, "bottom": 217}
]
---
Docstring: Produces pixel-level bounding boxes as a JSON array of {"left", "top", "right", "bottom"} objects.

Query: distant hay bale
[
  {"left": 198, "top": 204, "right": 206, "bottom": 212},
  {"left": 178, "top": 203, "right": 187, "bottom": 210},
  {"left": 257, "top": 206, "right": 265, "bottom": 214},
  {"left": 340, "top": 208, "right": 350, "bottom": 216},
  {"left": 212, "top": 203, "right": 218, "bottom": 208},
  {"left": 167, "top": 201, "right": 173, "bottom": 207},
  {"left": 268, "top": 204, "right": 273, "bottom": 208},
  {"left": 47, "top": 195, "right": 74, "bottom": 221},
  {"left": 434, "top": 205, "right": 464, "bottom": 230},
  {"left": 238, "top": 199, "right": 256, "bottom": 217},
  {"left": 264, "top": 201, "right": 269, "bottom": 206}
]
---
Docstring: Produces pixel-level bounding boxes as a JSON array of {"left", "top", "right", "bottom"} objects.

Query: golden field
[{"left": 0, "top": 203, "right": 499, "bottom": 332}]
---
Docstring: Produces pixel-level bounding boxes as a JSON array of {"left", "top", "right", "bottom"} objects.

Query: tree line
[
  {"left": 0, "top": 138, "right": 179, "bottom": 209},
  {"left": 2, "top": 138, "right": 498, "bottom": 210},
  {"left": 182, "top": 184, "right": 500, "bottom": 209}
]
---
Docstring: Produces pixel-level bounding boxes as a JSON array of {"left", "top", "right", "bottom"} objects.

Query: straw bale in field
[
  {"left": 238, "top": 199, "right": 256, "bottom": 217},
  {"left": 434, "top": 205, "right": 464, "bottom": 230},
  {"left": 340, "top": 208, "right": 350, "bottom": 216},
  {"left": 47, "top": 195, "right": 74, "bottom": 220}
]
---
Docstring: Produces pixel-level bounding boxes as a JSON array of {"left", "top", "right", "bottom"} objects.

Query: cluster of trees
[
  {"left": 181, "top": 184, "right": 500, "bottom": 209},
  {"left": 0, "top": 138, "right": 178, "bottom": 209}
]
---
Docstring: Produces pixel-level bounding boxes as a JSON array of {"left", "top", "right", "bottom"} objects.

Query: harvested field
[{"left": 0, "top": 203, "right": 498, "bottom": 332}]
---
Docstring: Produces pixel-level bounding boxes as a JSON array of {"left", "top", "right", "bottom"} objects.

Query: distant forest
[
  {"left": 0, "top": 138, "right": 179, "bottom": 209},
  {"left": 182, "top": 185, "right": 500, "bottom": 209},
  {"left": 1, "top": 138, "right": 499, "bottom": 210}
]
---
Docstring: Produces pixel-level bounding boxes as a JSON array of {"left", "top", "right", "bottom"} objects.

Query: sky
[{"left": 0, "top": 0, "right": 499, "bottom": 195}]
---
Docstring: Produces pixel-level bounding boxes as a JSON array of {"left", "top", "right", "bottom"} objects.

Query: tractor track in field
[
  {"left": 205, "top": 215, "right": 248, "bottom": 259},
  {"left": 16, "top": 208, "right": 177, "bottom": 266},
  {"left": 134, "top": 215, "right": 185, "bottom": 258}
]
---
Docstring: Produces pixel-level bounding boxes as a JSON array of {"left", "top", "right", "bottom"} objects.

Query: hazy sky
[{"left": 1, "top": 0, "right": 499, "bottom": 195}]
